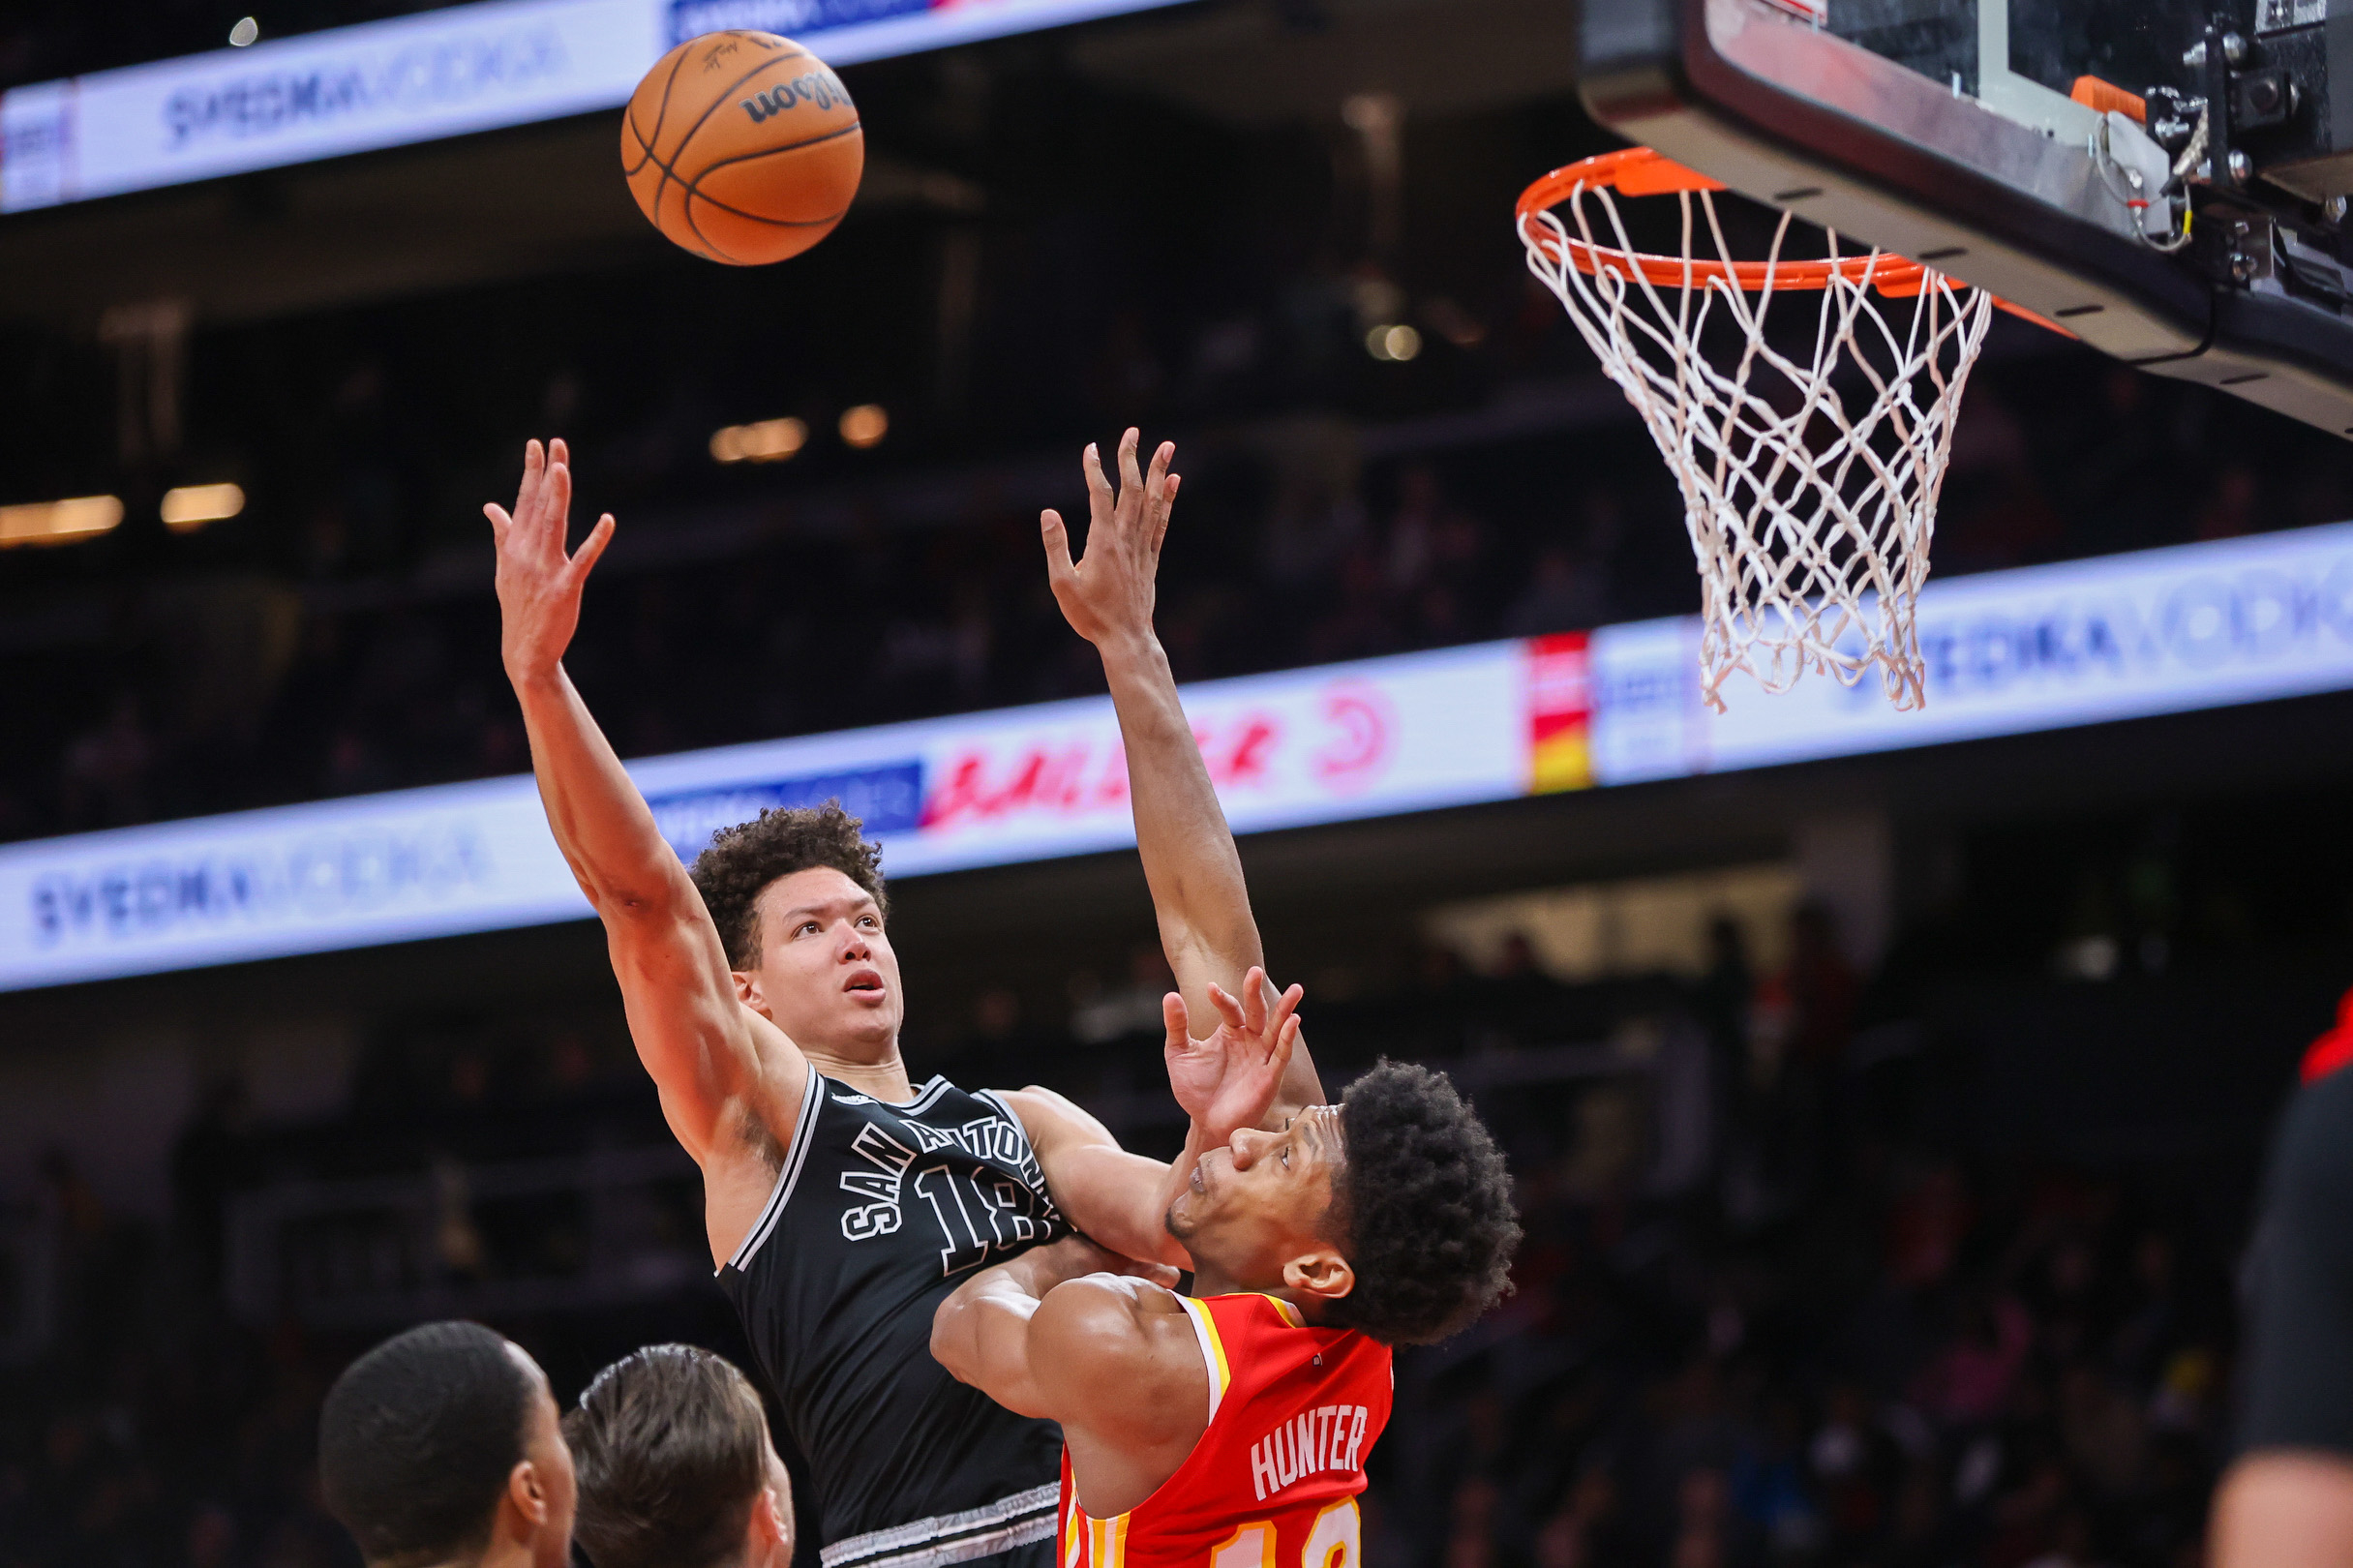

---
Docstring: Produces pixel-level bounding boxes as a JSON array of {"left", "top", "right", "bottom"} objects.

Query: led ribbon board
[
  {"left": 0, "top": 0, "right": 1192, "bottom": 212},
  {"left": 2, "top": 524, "right": 2352, "bottom": 989}
]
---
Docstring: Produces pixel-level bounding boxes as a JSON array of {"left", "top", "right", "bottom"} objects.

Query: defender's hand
[
  {"left": 1163, "top": 966, "right": 1303, "bottom": 1145},
  {"left": 488, "top": 437, "right": 615, "bottom": 684},
  {"left": 1041, "top": 427, "right": 1178, "bottom": 651}
]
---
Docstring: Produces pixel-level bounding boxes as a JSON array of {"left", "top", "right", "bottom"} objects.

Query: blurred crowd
[
  {"left": 5, "top": 346, "right": 2350, "bottom": 850},
  {"left": 0, "top": 890, "right": 2296, "bottom": 1568}
]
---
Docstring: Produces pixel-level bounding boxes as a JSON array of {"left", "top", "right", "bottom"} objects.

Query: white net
[{"left": 1520, "top": 166, "right": 1995, "bottom": 711}]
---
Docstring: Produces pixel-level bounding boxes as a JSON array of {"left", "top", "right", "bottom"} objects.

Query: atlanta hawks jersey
[
  {"left": 717, "top": 1063, "right": 1072, "bottom": 1568},
  {"left": 1059, "top": 1293, "right": 1394, "bottom": 1568}
]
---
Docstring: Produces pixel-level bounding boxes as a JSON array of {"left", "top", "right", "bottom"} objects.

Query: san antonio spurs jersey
[{"left": 717, "top": 1063, "right": 1072, "bottom": 1568}]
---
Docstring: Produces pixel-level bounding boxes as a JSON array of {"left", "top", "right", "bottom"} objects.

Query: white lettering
[
  {"left": 1344, "top": 1405, "right": 1368, "bottom": 1470},
  {"left": 1251, "top": 1437, "right": 1278, "bottom": 1502},
  {"left": 839, "top": 1122, "right": 915, "bottom": 1240}
]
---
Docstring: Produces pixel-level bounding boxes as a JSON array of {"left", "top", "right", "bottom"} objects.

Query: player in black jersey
[{"left": 487, "top": 430, "right": 1321, "bottom": 1568}]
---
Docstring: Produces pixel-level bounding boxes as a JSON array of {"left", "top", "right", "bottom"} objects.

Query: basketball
[{"left": 620, "top": 30, "right": 863, "bottom": 266}]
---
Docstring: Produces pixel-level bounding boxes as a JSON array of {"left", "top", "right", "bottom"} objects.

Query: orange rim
[
  {"left": 1518, "top": 148, "right": 2072, "bottom": 334},
  {"left": 1516, "top": 148, "right": 1933, "bottom": 295}
]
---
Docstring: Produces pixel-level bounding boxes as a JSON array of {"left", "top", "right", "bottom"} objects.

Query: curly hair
[
  {"left": 1322, "top": 1059, "right": 1520, "bottom": 1345},
  {"left": 688, "top": 802, "right": 888, "bottom": 970}
]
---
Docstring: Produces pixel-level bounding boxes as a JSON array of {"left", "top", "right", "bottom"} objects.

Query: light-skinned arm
[
  {"left": 1041, "top": 429, "right": 1325, "bottom": 1119},
  {"left": 490, "top": 438, "right": 804, "bottom": 1261}
]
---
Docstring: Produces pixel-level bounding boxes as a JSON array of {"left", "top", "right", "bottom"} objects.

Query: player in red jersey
[{"left": 931, "top": 979, "right": 1519, "bottom": 1568}]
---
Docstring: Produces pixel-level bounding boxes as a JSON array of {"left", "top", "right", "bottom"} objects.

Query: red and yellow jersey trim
[{"left": 1177, "top": 1296, "right": 1235, "bottom": 1424}]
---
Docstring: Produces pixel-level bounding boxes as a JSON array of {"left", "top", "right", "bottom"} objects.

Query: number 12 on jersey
[{"left": 1210, "top": 1499, "right": 1360, "bottom": 1568}]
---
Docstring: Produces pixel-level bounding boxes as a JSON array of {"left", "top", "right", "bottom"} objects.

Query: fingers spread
[
  {"left": 544, "top": 461, "right": 572, "bottom": 539},
  {"left": 1206, "top": 982, "right": 1248, "bottom": 1031},
  {"left": 569, "top": 514, "right": 616, "bottom": 579},
  {"left": 1082, "top": 442, "right": 1113, "bottom": 522},
  {"left": 1041, "top": 509, "right": 1076, "bottom": 579},
  {"left": 513, "top": 439, "right": 544, "bottom": 524},
  {"left": 1117, "top": 428, "right": 1143, "bottom": 497},
  {"left": 1161, "top": 991, "right": 1191, "bottom": 1045},
  {"left": 1239, "top": 966, "right": 1269, "bottom": 1036},
  {"left": 1151, "top": 471, "right": 1179, "bottom": 556}
]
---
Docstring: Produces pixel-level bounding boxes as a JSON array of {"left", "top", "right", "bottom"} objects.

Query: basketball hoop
[{"left": 1518, "top": 147, "right": 2002, "bottom": 711}]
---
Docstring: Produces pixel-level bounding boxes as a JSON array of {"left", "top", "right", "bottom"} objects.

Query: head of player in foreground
[
  {"left": 1168, "top": 1053, "right": 1519, "bottom": 1342},
  {"left": 318, "top": 1320, "right": 576, "bottom": 1568},
  {"left": 932, "top": 985, "right": 1518, "bottom": 1517},
  {"left": 565, "top": 1343, "right": 794, "bottom": 1568},
  {"left": 688, "top": 800, "right": 903, "bottom": 1065},
  {"left": 936, "top": 975, "right": 1518, "bottom": 1351}
]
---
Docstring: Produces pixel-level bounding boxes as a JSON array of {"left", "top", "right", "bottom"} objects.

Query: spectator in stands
[
  {"left": 565, "top": 1344, "right": 794, "bottom": 1568},
  {"left": 318, "top": 1321, "right": 577, "bottom": 1568}
]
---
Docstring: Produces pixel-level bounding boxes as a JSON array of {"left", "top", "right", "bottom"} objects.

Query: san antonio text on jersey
[{"left": 718, "top": 1065, "right": 1073, "bottom": 1568}]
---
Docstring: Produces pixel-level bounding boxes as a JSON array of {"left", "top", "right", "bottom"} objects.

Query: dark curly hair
[
  {"left": 688, "top": 802, "right": 888, "bottom": 970},
  {"left": 1322, "top": 1059, "right": 1520, "bottom": 1345}
]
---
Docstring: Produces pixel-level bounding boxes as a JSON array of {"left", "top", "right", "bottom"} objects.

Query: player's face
[
  {"left": 742, "top": 867, "right": 903, "bottom": 1055},
  {"left": 1166, "top": 1104, "right": 1353, "bottom": 1301},
  {"left": 508, "top": 1344, "right": 578, "bottom": 1568}
]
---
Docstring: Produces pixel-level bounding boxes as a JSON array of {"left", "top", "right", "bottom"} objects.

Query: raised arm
[
  {"left": 1007, "top": 965, "right": 1301, "bottom": 1269},
  {"left": 1042, "top": 430, "right": 1325, "bottom": 1113},
  {"left": 931, "top": 1237, "right": 1203, "bottom": 1519},
  {"left": 490, "top": 439, "right": 802, "bottom": 1255}
]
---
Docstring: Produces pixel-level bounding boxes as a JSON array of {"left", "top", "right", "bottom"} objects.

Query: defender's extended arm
[{"left": 1041, "top": 430, "right": 1325, "bottom": 1118}]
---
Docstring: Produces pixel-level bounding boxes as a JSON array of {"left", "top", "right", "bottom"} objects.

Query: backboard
[{"left": 1577, "top": 0, "right": 2353, "bottom": 438}]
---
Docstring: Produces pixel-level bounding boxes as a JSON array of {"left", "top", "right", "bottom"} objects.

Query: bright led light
[
  {"left": 743, "top": 417, "right": 806, "bottom": 461},
  {"left": 711, "top": 418, "right": 807, "bottom": 464},
  {"left": 838, "top": 405, "right": 889, "bottom": 449},
  {"left": 0, "top": 495, "right": 124, "bottom": 548},
  {"left": 161, "top": 482, "right": 245, "bottom": 529},
  {"left": 1366, "top": 323, "right": 1423, "bottom": 362}
]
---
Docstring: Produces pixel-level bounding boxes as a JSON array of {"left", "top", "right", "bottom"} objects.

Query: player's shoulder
[
  {"left": 1033, "top": 1277, "right": 1206, "bottom": 1433},
  {"left": 1035, "top": 1276, "right": 1195, "bottom": 1368}
]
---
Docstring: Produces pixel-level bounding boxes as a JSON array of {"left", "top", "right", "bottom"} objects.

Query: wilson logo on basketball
[{"left": 742, "top": 72, "right": 853, "bottom": 124}]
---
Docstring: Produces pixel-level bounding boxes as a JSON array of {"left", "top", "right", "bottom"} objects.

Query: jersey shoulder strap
[{"left": 724, "top": 1055, "right": 825, "bottom": 1272}]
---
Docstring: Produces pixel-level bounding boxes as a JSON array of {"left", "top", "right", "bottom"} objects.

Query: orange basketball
[{"left": 621, "top": 31, "right": 864, "bottom": 266}]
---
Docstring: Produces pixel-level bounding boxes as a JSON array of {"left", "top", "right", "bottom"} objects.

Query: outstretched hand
[
  {"left": 488, "top": 437, "right": 615, "bottom": 683},
  {"left": 1163, "top": 965, "right": 1304, "bottom": 1145},
  {"left": 1041, "top": 427, "right": 1178, "bottom": 650}
]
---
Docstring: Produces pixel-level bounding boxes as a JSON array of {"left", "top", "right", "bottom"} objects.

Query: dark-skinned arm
[
  {"left": 1041, "top": 429, "right": 1325, "bottom": 1119},
  {"left": 931, "top": 1238, "right": 1203, "bottom": 1518}
]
